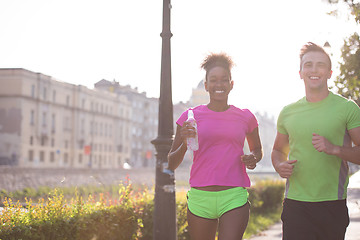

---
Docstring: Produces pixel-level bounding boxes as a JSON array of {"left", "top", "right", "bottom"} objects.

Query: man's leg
[
  {"left": 281, "top": 199, "right": 317, "bottom": 240},
  {"left": 313, "top": 200, "right": 349, "bottom": 240}
]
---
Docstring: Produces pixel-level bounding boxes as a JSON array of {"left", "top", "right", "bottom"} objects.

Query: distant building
[
  {"left": 0, "top": 68, "right": 131, "bottom": 169},
  {"left": 94, "top": 79, "right": 158, "bottom": 168},
  {"left": 189, "top": 79, "right": 209, "bottom": 107}
]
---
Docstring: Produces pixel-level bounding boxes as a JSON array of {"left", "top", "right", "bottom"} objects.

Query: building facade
[
  {"left": 94, "top": 79, "right": 159, "bottom": 168},
  {"left": 0, "top": 68, "right": 132, "bottom": 169}
]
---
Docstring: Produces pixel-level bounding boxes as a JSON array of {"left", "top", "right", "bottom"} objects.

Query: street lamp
[
  {"left": 151, "top": 0, "right": 177, "bottom": 239},
  {"left": 323, "top": 41, "right": 332, "bottom": 56},
  {"left": 323, "top": 41, "right": 331, "bottom": 48}
]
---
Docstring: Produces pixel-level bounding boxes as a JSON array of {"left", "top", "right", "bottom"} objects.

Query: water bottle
[{"left": 186, "top": 109, "right": 199, "bottom": 151}]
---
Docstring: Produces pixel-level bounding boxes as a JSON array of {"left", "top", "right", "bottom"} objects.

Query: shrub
[
  {"left": 248, "top": 180, "right": 285, "bottom": 214},
  {"left": 0, "top": 180, "right": 285, "bottom": 240}
]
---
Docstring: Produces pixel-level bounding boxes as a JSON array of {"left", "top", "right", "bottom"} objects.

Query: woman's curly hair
[{"left": 201, "top": 52, "right": 234, "bottom": 80}]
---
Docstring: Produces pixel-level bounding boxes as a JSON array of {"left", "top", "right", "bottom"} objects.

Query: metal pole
[{"left": 151, "top": 0, "right": 176, "bottom": 239}]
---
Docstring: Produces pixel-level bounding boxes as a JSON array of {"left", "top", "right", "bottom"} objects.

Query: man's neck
[{"left": 305, "top": 89, "right": 330, "bottom": 102}]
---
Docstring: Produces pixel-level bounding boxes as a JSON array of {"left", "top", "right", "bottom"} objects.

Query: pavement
[{"left": 248, "top": 170, "right": 360, "bottom": 240}]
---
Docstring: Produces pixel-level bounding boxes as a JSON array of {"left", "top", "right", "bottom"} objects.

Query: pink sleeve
[
  {"left": 247, "top": 110, "right": 258, "bottom": 133},
  {"left": 176, "top": 109, "right": 189, "bottom": 126}
]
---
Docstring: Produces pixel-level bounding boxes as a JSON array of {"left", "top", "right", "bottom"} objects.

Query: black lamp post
[{"left": 151, "top": 0, "right": 177, "bottom": 239}]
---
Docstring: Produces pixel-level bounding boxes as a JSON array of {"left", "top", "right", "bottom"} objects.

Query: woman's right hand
[{"left": 180, "top": 121, "right": 197, "bottom": 145}]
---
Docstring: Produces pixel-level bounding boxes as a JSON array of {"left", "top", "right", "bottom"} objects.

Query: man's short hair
[{"left": 299, "top": 42, "right": 332, "bottom": 70}]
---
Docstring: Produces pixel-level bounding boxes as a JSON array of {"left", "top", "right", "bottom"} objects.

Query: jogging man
[{"left": 272, "top": 42, "right": 360, "bottom": 240}]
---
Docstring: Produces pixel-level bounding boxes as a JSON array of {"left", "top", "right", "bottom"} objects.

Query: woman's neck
[{"left": 207, "top": 101, "right": 230, "bottom": 112}]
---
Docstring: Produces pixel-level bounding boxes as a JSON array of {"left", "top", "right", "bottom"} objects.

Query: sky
[{"left": 0, "top": 0, "right": 358, "bottom": 119}]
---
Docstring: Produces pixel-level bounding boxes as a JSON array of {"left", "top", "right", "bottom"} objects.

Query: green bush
[
  {"left": 248, "top": 180, "right": 285, "bottom": 214},
  {"left": 0, "top": 180, "right": 285, "bottom": 240}
]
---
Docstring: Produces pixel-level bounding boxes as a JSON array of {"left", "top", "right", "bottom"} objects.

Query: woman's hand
[
  {"left": 180, "top": 121, "right": 197, "bottom": 145},
  {"left": 241, "top": 153, "right": 258, "bottom": 170}
]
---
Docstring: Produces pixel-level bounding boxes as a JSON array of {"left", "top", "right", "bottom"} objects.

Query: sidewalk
[{"left": 249, "top": 170, "right": 360, "bottom": 240}]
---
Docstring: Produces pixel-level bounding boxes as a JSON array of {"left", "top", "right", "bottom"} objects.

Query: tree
[
  {"left": 328, "top": 0, "right": 360, "bottom": 106},
  {"left": 334, "top": 33, "right": 360, "bottom": 106}
]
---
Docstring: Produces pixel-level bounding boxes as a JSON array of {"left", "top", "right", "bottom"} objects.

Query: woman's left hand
[{"left": 241, "top": 153, "right": 258, "bottom": 170}]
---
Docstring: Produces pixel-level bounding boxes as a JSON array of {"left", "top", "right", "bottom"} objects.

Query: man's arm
[
  {"left": 312, "top": 126, "right": 360, "bottom": 165},
  {"left": 272, "top": 132, "right": 297, "bottom": 178}
]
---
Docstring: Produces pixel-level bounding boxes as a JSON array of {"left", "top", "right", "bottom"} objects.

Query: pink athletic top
[{"left": 177, "top": 105, "right": 258, "bottom": 187}]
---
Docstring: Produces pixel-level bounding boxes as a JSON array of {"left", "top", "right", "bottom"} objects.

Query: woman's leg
[
  {"left": 187, "top": 208, "right": 218, "bottom": 240},
  {"left": 217, "top": 202, "right": 250, "bottom": 240}
]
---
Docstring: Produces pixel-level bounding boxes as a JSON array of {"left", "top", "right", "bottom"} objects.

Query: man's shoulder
[
  {"left": 329, "top": 92, "right": 360, "bottom": 109},
  {"left": 280, "top": 97, "right": 305, "bottom": 113}
]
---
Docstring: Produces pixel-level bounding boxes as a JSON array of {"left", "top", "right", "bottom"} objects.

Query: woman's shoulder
[{"left": 229, "top": 105, "right": 255, "bottom": 116}]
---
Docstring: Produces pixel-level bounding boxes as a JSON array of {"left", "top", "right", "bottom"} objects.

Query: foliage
[
  {"left": 328, "top": 0, "right": 360, "bottom": 24},
  {"left": 0, "top": 184, "right": 145, "bottom": 240},
  {"left": 244, "top": 180, "right": 285, "bottom": 238},
  {"left": 0, "top": 182, "right": 147, "bottom": 204},
  {"left": 335, "top": 33, "right": 360, "bottom": 106},
  {"left": 328, "top": 0, "right": 360, "bottom": 106},
  {"left": 0, "top": 180, "right": 285, "bottom": 240}
]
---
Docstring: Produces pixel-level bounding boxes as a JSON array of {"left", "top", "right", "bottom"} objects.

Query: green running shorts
[{"left": 187, "top": 187, "right": 249, "bottom": 219}]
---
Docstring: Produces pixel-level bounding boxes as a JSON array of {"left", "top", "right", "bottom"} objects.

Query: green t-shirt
[{"left": 277, "top": 92, "right": 360, "bottom": 202}]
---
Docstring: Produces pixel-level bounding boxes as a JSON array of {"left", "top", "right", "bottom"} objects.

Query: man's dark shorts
[{"left": 281, "top": 198, "right": 349, "bottom": 240}]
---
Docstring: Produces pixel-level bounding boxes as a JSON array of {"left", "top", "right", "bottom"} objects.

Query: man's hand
[
  {"left": 312, "top": 133, "right": 340, "bottom": 155},
  {"left": 274, "top": 160, "right": 297, "bottom": 178}
]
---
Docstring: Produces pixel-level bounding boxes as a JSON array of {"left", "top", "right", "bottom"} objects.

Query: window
[
  {"left": 50, "top": 152, "right": 55, "bottom": 162},
  {"left": 64, "top": 153, "right": 68, "bottom": 164},
  {"left": 30, "top": 110, "right": 35, "bottom": 125},
  {"left": 31, "top": 85, "right": 35, "bottom": 98},
  {"left": 51, "top": 138, "right": 55, "bottom": 147},
  {"left": 40, "top": 151, "right": 45, "bottom": 162},
  {"left": 64, "top": 117, "right": 70, "bottom": 131},
  {"left": 30, "top": 136, "right": 33, "bottom": 145},
  {"left": 79, "top": 154, "right": 83, "bottom": 164},
  {"left": 42, "top": 112, "right": 47, "bottom": 126},
  {"left": 117, "top": 144, "right": 123, "bottom": 152},
  {"left": 66, "top": 95, "right": 70, "bottom": 106},
  {"left": 41, "top": 136, "right": 46, "bottom": 146},
  {"left": 43, "top": 87, "right": 47, "bottom": 100},
  {"left": 53, "top": 90, "right": 56, "bottom": 102},
  {"left": 81, "top": 119, "right": 85, "bottom": 134},
  {"left": 90, "top": 121, "right": 93, "bottom": 135},
  {"left": 28, "top": 150, "right": 34, "bottom": 162},
  {"left": 51, "top": 114, "right": 56, "bottom": 133},
  {"left": 78, "top": 139, "right": 84, "bottom": 149}
]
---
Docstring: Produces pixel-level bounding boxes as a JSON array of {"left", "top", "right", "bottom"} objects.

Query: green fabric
[
  {"left": 187, "top": 187, "right": 248, "bottom": 219},
  {"left": 277, "top": 92, "right": 360, "bottom": 202}
]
